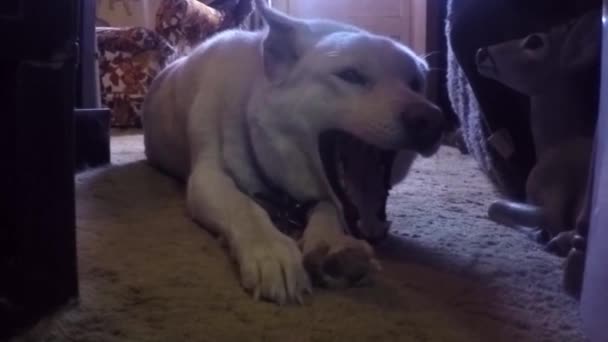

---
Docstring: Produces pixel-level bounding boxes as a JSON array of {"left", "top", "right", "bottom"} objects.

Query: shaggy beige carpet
[{"left": 16, "top": 131, "right": 586, "bottom": 342}]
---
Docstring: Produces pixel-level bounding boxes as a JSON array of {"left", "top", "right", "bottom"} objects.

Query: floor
[{"left": 15, "top": 131, "right": 587, "bottom": 342}]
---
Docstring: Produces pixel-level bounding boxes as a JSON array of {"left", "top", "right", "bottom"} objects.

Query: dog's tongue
[{"left": 337, "top": 137, "right": 392, "bottom": 242}]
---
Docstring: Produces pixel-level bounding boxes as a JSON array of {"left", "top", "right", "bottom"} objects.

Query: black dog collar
[{"left": 245, "top": 125, "right": 318, "bottom": 237}]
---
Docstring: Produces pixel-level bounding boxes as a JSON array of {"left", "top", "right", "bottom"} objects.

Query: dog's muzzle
[
  {"left": 318, "top": 101, "right": 446, "bottom": 243},
  {"left": 402, "top": 102, "right": 445, "bottom": 157}
]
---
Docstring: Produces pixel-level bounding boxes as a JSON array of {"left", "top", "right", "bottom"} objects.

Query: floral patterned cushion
[
  {"left": 156, "top": 0, "right": 225, "bottom": 55},
  {"left": 97, "top": 27, "right": 176, "bottom": 128},
  {"left": 97, "top": 0, "right": 253, "bottom": 128},
  {"left": 155, "top": 0, "right": 253, "bottom": 55}
]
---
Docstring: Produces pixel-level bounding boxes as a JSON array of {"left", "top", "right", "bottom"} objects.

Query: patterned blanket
[{"left": 97, "top": 0, "right": 253, "bottom": 128}]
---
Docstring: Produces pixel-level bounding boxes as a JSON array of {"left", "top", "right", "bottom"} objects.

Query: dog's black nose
[
  {"left": 402, "top": 102, "right": 445, "bottom": 156},
  {"left": 476, "top": 48, "right": 489, "bottom": 66},
  {"left": 403, "top": 102, "right": 444, "bottom": 131}
]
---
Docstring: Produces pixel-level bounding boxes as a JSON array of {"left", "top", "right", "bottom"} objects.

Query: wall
[
  {"left": 410, "top": 0, "right": 427, "bottom": 54},
  {"left": 271, "top": 0, "right": 428, "bottom": 54},
  {"left": 95, "top": 0, "right": 162, "bottom": 28}
]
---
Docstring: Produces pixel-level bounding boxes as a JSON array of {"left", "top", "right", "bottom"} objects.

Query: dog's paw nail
[
  {"left": 371, "top": 258, "right": 382, "bottom": 272},
  {"left": 302, "top": 282, "right": 313, "bottom": 296},
  {"left": 296, "top": 294, "right": 306, "bottom": 306}
]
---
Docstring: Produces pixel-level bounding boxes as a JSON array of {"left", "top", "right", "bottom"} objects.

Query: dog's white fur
[{"left": 142, "top": 0, "right": 444, "bottom": 304}]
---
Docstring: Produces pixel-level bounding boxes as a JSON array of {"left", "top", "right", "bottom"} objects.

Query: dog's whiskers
[
  {"left": 419, "top": 50, "right": 440, "bottom": 60},
  {"left": 326, "top": 50, "right": 340, "bottom": 58}
]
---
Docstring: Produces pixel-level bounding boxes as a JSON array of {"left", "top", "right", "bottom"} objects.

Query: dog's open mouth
[{"left": 319, "top": 130, "right": 396, "bottom": 244}]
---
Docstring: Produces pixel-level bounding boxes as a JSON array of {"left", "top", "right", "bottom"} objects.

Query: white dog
[{"left": 142, "top": 0, "right": 445, "bottom": 304}]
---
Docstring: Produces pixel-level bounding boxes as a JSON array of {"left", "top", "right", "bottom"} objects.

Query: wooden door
[{"left": 271, "top": 0, "right": 427, "bottom": 54}]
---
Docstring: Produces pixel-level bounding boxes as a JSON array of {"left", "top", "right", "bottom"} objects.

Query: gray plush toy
[{"left": 474, "top": 10, "right": 600, "bottom": 256}]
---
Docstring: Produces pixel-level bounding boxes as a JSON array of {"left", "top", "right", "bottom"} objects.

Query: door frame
[{"left": 580, "top": 0, "right": 608, "bottom": 338}]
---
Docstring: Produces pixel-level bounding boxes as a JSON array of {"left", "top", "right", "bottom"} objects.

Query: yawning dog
[{"left": 142, "top": 0, "right": 445, "bottom": 304}]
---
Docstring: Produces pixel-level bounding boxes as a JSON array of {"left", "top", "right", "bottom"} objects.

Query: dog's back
[{"left": 142, "top": 30, "right": 264, "bottom": 180}]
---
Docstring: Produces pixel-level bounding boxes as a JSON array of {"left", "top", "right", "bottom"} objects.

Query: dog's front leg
[
  {"left": 299, "top": 202, "right": 379, "bottom": 288},
  {"left": 187, "top": 161, "right": 311, "bottom": 304}
]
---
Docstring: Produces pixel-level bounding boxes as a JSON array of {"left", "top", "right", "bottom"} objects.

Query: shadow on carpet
[{"left": 13, "top": 133, "right": 586, "bottom": 342}]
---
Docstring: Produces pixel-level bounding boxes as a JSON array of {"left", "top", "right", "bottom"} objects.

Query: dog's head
[
  {"left": 251, "top": 0, "right": 445, "bottom": 242},
  {"left": 475, "top": 10, "right": 601, "bottom": 95}
]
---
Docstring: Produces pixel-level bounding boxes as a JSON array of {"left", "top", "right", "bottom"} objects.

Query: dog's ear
[
  {"left": 560, "top": 10, "right": 602, "bottom": 71},
  {"left": 255, "top": 0, "right": 307, "bottom": 81}
]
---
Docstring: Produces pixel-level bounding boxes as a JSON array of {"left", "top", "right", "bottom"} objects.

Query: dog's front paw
[
  {"left": 301, "top": 236, "right": 380, "bottom": 289},
  {"left": 235, "top": 233, "right": 311, "bottom": 305}
]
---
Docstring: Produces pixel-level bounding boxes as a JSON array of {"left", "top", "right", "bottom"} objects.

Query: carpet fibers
[{"left": 14, "top": 131, "right": 586, "bottom": 342}]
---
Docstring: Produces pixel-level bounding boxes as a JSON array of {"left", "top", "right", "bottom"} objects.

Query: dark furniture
[
  {"left": 75, "top": 108, "right": 111, "bottom": 170},
  {"left": 0, "top": 0, "right": 108, "bottom": 338}
]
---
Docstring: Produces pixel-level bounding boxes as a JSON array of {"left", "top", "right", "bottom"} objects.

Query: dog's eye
[{"left": 335, "top": 68, "right": 368, "bottom": 86}]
